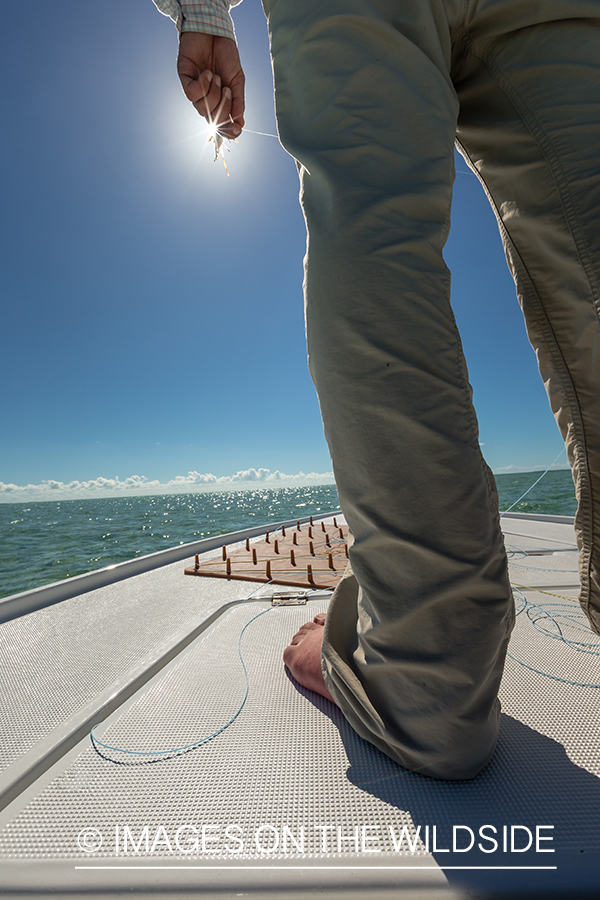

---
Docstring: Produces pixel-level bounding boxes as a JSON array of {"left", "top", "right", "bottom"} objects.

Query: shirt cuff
[
  {"left": 151, "top": 0, "right": 236, "bottom": 42},
  {"left": 181, "top": 1, "right": 236, "bottom": 41}
]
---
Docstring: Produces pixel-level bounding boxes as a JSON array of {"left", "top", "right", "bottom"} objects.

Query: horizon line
[{"left": 0, "top": 465, "right": 572, "bottom": 504}]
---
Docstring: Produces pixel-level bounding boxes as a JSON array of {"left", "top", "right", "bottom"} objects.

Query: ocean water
[
  {"left": 0, "top": 470, "right": 576, "bottom": 600},
  {"left": 494, "top": 468, "right": 576, "bottom": 517},
  {"left": 0, "top": 485, "right": 340, "bottom": 600}
]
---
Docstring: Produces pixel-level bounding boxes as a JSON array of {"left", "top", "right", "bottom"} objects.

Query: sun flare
[{"left": 205, "top": 122, "right": 219, "bottom": 140}]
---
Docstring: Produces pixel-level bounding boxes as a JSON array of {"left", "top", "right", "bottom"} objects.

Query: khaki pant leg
[
  {"left": 454, "top": 7, "right": 600, "bottom": 635},
  {"left": 263, "top": 0, "right": 514, "bottom": 780}
]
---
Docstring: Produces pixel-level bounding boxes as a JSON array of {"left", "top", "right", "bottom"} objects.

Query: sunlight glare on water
[
  {"left": 0, "top": 471, "right": 576, "bottom": 600},
  {"left": 0, "top": 485, "right": 340, "bottom": 599}
]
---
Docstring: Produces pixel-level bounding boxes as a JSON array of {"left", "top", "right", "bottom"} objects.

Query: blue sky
[{"left": 0, "top": 0, "right": 567, "bottom": 502}]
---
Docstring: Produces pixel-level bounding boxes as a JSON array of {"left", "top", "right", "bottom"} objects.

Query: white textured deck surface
[{"left": 0, "top": 514, "right": 599, "bottom": 899}]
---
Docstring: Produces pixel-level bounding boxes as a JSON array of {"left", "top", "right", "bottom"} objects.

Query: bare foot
[{"left": 283, "top": 613, "right": 335, "bottom": 703}]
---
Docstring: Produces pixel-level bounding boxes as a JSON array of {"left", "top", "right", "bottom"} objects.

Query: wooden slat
[{"left": 185, "top": 517, "right": 349, "bottom": 589}]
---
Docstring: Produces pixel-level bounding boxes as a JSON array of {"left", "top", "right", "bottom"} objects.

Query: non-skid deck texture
[
  {"left": 0, "top": 536, "right": 267, "bottom": 776},
  {"left": 1, "top": 516, "right": 599, "bottom": 898}
]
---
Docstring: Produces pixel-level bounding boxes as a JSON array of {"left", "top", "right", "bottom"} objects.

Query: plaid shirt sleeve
[{"left": 151, "top": 0, "right": 241, "bottom": 42}]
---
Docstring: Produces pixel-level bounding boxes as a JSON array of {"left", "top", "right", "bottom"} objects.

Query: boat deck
[{"left": 0, "top": 512, "right": 599, "bottom": 899}]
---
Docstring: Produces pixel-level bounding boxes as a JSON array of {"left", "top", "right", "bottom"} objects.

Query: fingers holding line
[
  {"left": 191, "top": 70, "right": 243, "bottom": 138},
  {"left": 194, "top": 70, "right": 221, "bottom": 117}
]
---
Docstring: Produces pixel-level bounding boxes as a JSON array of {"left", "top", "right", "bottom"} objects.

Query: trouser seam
[
  {"left": 501, "top": 227, "right": 592, "bottom": 618},
  {"left": 463, "top": 38, "right": 600, "bottom": 309},
  {"left": 457, "top": 131, "right": 593, "bottom": 617},
  {"left": 459, "top": 38, "right": 597, "bottom": 604},
  {"left": 454, "top": 38, "right": 595, "bottom": 616}
]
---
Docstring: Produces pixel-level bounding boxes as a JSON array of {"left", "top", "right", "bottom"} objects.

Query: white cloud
[{"left": 0, "top": 469, "right": 335, "bottom": 502}]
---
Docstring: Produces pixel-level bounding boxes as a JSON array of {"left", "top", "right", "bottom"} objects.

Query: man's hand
[{"left": 177, "top": 32, "right": 245, "bottom": 138}]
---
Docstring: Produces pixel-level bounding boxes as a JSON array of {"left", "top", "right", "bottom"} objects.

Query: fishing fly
[
  {"left": 206, "top": 122, "right": 278, "bottom": 176},
  {"left": 208, "top": 128, "right": 234, "bottom": 175}
]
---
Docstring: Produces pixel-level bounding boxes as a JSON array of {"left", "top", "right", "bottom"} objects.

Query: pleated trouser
[{"left": 261, "top": 0, "right": 600, "bottom": 778}]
